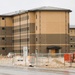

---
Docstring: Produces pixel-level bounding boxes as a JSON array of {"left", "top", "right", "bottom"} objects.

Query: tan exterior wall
[
  {"left": 35, "top": 11, "right": 69, "bottom": 34},
  {"left": 0, "top": 17, "right": 13, "bottom": 55},
  {"left": 35, "top": 11, "right": 69, "bottom": 53},
  {"left": 13, "top": 12, "right": 35, "bottom": 53},
  {"left": 69, "top": 28, "right": 75, "bottom": 53}
]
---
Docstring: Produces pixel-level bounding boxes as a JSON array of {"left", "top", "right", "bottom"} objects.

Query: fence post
[
  {"left": 42, "top": 53, "right": 43, "bottom": 66},
  {"left": 35, "top": 52, "right": 37, "bottom": 67},
  {"left": 70, "top": 53, "right": 72, "bottom": 67},
  {"left": 48, "top": 53, "right": 49, "bottom": 66},
  {"left": 12, "top": 56, "right": 14, "bottom": 65},
  {"left": 64, "top": 54, "right": 65, "bottom": 67}
]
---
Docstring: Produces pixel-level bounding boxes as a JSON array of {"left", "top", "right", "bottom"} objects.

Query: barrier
[{"left": 0, "top": 53, "right": 75, "bottom": 68}]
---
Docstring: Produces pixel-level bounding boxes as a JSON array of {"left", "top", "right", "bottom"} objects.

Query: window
[
  {"left": 70, "top": 38, "right": 72, "bottom": 40},
  {"left": 19, "top": 28, "right": 21, "bottom": 31},
  {"left": 2, "top": 37, "right": 5, "bottom": 40},
  {"left": 70, "top": 30, "right": 72, "bottom": 33},
  {"left": 36, "top": 38, "right": 37, "bottom": 41},
  {"left": 36, "top": 26, "right": 37, "bottom": 30},
  {"left": 12, "top": 30, "right": 14, "bottom": 33},
  {"left": 2, "top": 17, "right": 5, "bottom": 20},
  {"left": 28, "top": 49, "right": 29, "bottom": 53},
  {"left": 27, "top": 27, "right": 29, "bottom": 30},
  {"left": 71, "top": 45, "right": 73, "bottom": 47},
  {"left": 12, "top": 19, "right": 14, "bottom": 23},
  {"left": 27, "top": 38, "right": 29, "bottom": 41},
  {"left": 2, "top": 47, "right": 5, "bottom": 50},
  {"left": 27, "top": 15, "right": 29, "bottom": 19},
  {"left": 36, "top": 15, "right": 37, "bottom": 19},
  {"left": 2, "top": 27, "right": 5, "bottom": 30},
  {"left": 12, "top": 40, "right": 14, "bottom": 43}
]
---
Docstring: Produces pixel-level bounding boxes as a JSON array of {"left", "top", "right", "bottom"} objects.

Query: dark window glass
[
  {"left": 2, "top": 47, "right": 5, "bottom": 50},
  {"left": 13, "top": 19, "right": 14, "bottom": 23},
  {"left": 2, "top": 27, "right": 5, "bottom": 30},
  {"left": 27, "top": 15, "right": 29, "bottom": 19},
  {"left": 27, "top": 27, "right": 29, "bottom": 30},
  {"left": 71, "top": 45, "right": 73, "bottom": 47},
  {"left": 36, "top": 38, "right": 37, "bottom": 41},
  {"left": 2, "top": 37, "right": 5, "bottom": 40},
  {"left": 36, "top": 26, "right": 37, "bottom": 30},
  {"left": 27, "top": 38, "right": 29, "bottom": 41},
  {"left": 36, "top": 15, "right": 37, "bottom": 19},
  {"left": 28, "top": 49, "right": 29, "bottom": 53},
  {"left": 12, "top": 40, "right": 14, "bottom": 43},
  {"left": 2, "top": 17, "right": 5, "bottom": 20},
  {"left": 19, "top": 29, "right": 21, "bottom": 31},
  {"left": 70, "top": 38, "right": 72, "bottom": 40},
  {"left": 12, "top": 30, "right": 14, "bottom": 33}
]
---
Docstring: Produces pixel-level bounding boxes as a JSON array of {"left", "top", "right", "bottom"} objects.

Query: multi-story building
[
  {"left": 0, "top": 6, "right": 71, "bottom": 55},
  {"left": 69, "top": 25, "right": 75, "bottom": 53}
]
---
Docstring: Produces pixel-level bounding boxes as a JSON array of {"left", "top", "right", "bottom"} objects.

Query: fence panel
[
  {"left": 30, "top": 53, "right": 75, "bottom": 68},
  {"left": 0, "top": 53, "right": 75, "bottom": 68}
]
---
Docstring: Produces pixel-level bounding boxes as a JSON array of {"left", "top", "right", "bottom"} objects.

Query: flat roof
[
  {"left": 28, "top": 6, "right": 72, "bottom": 12},
  {"left": 70, "top": 25, "right": 75, "bottom": 29},
  {"left": 0, "top": 6, "right": 72, "bottom": 16}
]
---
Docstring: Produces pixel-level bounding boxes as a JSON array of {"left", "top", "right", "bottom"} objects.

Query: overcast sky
[{"left": 0, "top": 0, "right": 74, "bottom": 25}]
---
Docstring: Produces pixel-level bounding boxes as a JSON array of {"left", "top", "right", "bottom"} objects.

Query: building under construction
[{"left": 0, "top": 6, "right": 71, "bottom": 55}]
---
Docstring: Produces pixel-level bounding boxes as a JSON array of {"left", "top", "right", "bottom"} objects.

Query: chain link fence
[
  {"left": 12, "top": 53, "right": 75, "bottom": 68},
  {"left": 29, "top": 53, "right": 65, "bottom": 67},
  {"left": 0, "top": 53, "right": 75, "bottom": 68}
]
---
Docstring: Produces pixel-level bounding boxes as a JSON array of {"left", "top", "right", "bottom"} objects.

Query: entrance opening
[{"left": 47, "top": 46, "right": 61, "bottom": 54}]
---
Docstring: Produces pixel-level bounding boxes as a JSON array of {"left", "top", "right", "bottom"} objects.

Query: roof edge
[{"left": 0, "top": 6, "right": 72, "bottom": 16}]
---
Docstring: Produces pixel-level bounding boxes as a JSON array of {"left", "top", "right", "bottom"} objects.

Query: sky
[{"left": 0, "top": 0, "right": 74, "bottom": 25}]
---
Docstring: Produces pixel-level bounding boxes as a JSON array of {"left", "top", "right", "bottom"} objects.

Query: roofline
[
  {"left": 0, "top": 15, "right": 13, "bottom": 17},
  {"left": 69, "top": 25, "right": 75, "bottom": 29},
  {"left": 15, "top": 10, "right": 72, "bottom": 16},
  {"left": 28, "top": 9, "right": 72, "bottom": 12},
  {"left": 0, "top": 9, "right": 72, "bottom": 17},
  {"left": 14, "top": 9, "right": 72, "bottom": 16}
]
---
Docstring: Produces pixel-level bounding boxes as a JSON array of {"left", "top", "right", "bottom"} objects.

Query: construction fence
[
  {"left": 0, "top": 53, "right": 75, "bottom": 68},
  {"left": 29, "top": 53, "right": 75, "bottom": 68}
]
